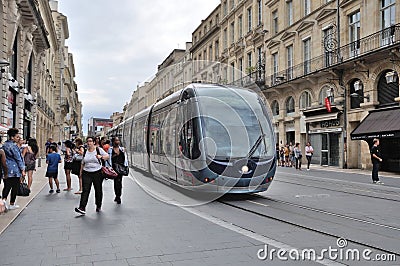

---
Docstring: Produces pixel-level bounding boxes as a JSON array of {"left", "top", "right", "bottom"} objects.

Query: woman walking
[
  {"left": 1, "top": 128, "right": 26, "bottom": 210},
  {"left": 294, "top": 142, "right": 302, "bottom": 170},
  {"left": 73, "top": 138, "right": 85, "bottom": 194},
  {"left": 75, "top": 136, "right": 109, "bottom": 215},
  {"left": 63, "top": 140, "right": 74, "bottom": 191},
  {"left": 22, "top": 138, "right": 38, "bottom": 190},
  {"left": 305, "top": 142, "right": 314, "bottom": 171},
  {"left": 108, "top": 137, "right": 128, "bottom": 204}
]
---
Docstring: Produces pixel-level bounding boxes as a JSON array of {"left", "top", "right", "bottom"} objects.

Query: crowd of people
[
  {"left": 276, "top": 142, "right": 314, "bottom": 171},
  {"left": 0, "top": 131, "right": 128, "bottom": 215}
]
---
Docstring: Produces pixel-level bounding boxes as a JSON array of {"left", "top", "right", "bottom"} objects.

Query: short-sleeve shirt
[
  {"left": 46, "top": 152, "right": 61, "bottom": 172},
  {"left": 370, "top": 145, "right": 381, "bottom": 164},
  {"left": 82, "top": 147, "right": 108, "bottom": 172}
]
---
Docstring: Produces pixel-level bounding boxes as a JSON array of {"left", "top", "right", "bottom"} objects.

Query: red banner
[{"left": 325, "top": 97, "right": 331, "bottom": 113}]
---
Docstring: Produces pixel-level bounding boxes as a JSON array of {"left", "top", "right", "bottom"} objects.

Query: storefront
[
  {"left": 351, "top": 106, "right": 400, "bottom": 172},
  {"left": 304, "top": 107, "right": 343, "bottom": 167}
]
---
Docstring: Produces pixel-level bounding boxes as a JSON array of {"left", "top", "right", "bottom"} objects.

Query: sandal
[{"left": 74, "top": 191, "right": 82, "bottom": 194}]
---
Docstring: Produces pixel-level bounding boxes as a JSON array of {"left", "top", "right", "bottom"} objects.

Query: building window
[
  {"left": 286, "top": 96, "right": 295, "bottom": 114},
  {"left": 350, "top": 79, "right": 364, "bottom": 109},
  {"left": 272, "top": 10, "right": 278, "bottom": 34},
  {"left": 239, "top": 15, "right": 243, "bottom": 38},
  {"left": 349, "top": 11, "right": 361, "bottom": 57},
  {"left": 299, "top": 91, "right": 311, "bottom": 110},
  {"left": 323, "top": 27, "right": 334, "bottom": 66},
  {"left": 231, "top": 62, "right": 235, "bottom": 82},
  {"left": 257, "top": 46, "right": 262, "bottom": 64},
  {"left": 247, "top": 7, "right": 252, "bottom": 33},
  {"left": 230, "top": 21, "right": 235, "bottom": 45},
  {"left": 247, "top": 52, "right": 252, "bottom": 69},
  {"left": 209, "top": 45, "right": 213, "bottom": 61},
  {"left": 271, "top": 100, "right": 279, "bottom": 116},
  {"left": 286, "top": 45, "right": 293, "bottom": 79},
  {"left": 304, "top": 0, "right": 311, "bottom": 16},
  {"left": 272, "top": 52, "right": 278, "bottom": 75},
  {"left": 303, "top": 38, "right": 311, "bottom": 74},
  {"left": 223, "top": 1, "right": 227, "bottom": 16},
  {"left": 257, "top": 0, "right": 262, "bottom": 26},
  {"left": 287, "top": 0, "right": 293, "bottom": 26},
  {"left": 319, "top": 85, "right": 333, "bottom": 105},
  {"left": 381, "top": 0, "right": 396, "bottom": 46},
  {"left": 223, "top": 28, "right": 228, "bottom": 49},
  {"left": 230, "top": 0, "right": 234, "bottom": 10},
  {"left": 215, "top": 40, "right": 219, "bottom": 60},
  {"left": 239, "top": 58, "right": 243, "bottom": 77}
]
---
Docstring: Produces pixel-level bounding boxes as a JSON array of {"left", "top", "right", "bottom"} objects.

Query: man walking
[{"left": 370, "top": 138, "right": 383, "bottom": 184}]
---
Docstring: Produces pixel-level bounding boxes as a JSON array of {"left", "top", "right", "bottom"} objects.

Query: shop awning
[
  {"left": 304, "top": 112, "right": 339, "bottom": 123},
  {"left": 350, "top": 107, "right": 400, "bottom": 140}
]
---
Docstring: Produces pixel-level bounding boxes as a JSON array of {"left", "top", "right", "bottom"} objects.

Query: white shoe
[
  {"left": 376, "top": 181, "right": 384, "bottom": 185},
  {"left": 8, "top": 204, "right": 20, "bottom": 210},
  {"left": 2, "top": 200, "right": 9, "bottom": 210},
  {"left": 307, "top": 169, "right": 310, "bottom": 171}
]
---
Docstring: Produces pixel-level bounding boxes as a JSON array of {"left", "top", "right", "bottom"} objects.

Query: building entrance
[{"left": 310, "top": 133, "right": 340, "bottom": 166}]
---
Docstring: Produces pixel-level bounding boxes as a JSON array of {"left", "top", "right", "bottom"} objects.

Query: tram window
[{"left": 179, "top": 118, "right": 200, "bottom": 159}]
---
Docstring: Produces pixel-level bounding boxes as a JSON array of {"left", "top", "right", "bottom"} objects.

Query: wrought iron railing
[{"left": 231, "top": 24, "right": 400, "bottom": 89}]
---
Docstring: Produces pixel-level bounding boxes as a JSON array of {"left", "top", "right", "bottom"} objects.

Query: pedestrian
[
  {"left": 22, "top": 138, "right": 38, "bottom": 190},
  {"left": 0, "top": 135, "right": 9, "bottom": 190},
  {"left": 73, "top": 138, "right": 85, "bottom": 194},
  {"left": 63, "top": 140, "right": 74, "bottom": 191},
  {"left": 45, "top": 137, "right": 54, "bottom": 154},
  {"left": 294, "top": 142, "right": 302, "bottom": 170},
  {"left": 1, "top": 128, "right": 26, "bottom": 210},
  {"left": 284, "top": 144, "right": 290, "bottom": 167},
  {"left": 46, "top": 145, "right": 62, "bottom": 193},
  {"left": 370, "top": 138, "right": 384, "bottom": 184},
  {"left": 305, "top": 142, "right": 314, "bottom": 171},
  {"left": 289, "top": 142, "right": 294, "bottom": 167},
  {"left": 108, "top": 136, "right": 128, "bottom": 204},
  {"left": 75, "top": 136, "right": 109, "bottom": 215},
  {"left": 279, "top": 146, "right": 285, "bottom": 166}
]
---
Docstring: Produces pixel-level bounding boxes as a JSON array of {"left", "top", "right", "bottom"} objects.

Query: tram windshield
[{"left": 196, "top": 86, "right": 275, "bottom": 160}]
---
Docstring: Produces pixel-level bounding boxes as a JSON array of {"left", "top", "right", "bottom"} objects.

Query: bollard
[{"left": 38, "top": 157, "right": 41, "bottom": 167}]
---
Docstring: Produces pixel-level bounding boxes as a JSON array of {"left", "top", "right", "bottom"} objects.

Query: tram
[{"left": 109, "top": 83, "right": 276, "bottom": 193}]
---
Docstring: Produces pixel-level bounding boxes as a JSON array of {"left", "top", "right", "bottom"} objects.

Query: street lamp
[
  {"left": 0, "top": 59, "right": 9, "bottom": 73},
  {"left": 385, "top": 71, "right": 398, "bottom": 83},
  {"left": 350, "top": 92, "right": 370, "bottom": 102}
]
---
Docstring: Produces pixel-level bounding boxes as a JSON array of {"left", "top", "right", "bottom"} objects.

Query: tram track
[
  {"left": 274, "top": 174, "right": 400, "bottom": 202},
  {"left": 217, "top": 196, "right": 400, "bottom": 257}
]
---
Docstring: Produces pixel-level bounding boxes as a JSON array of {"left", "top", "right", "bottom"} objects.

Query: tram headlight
[{"left": 241, "top": 165, "right": 249, "bottom": 174}]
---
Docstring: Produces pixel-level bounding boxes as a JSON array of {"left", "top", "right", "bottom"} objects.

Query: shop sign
[{"left": 320, "top": 119, "right": 340, "bottom": 128}]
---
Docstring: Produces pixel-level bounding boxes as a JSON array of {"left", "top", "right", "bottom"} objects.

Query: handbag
[
  {"left": 114, "top": 164, "right": 129, "bottom": 176},
  {"left": 73, "top": 153, "right": 83, "bottom": 162},
  {"left": 17, "top": 179, "right": 30, "bottom": 197},
  {"left": 101, "top": 166, "right": 118, "bottom": 179}
]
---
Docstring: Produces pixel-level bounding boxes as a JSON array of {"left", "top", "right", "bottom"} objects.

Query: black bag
[
  {"left": 114, "top": 164, "right": 129, "bottom": 176},
  {"left": 17, "top": 180, "right": 30, "bottom": 197},
  {"left": 71, "top": 160, "right": 82, "bottom": 175}
]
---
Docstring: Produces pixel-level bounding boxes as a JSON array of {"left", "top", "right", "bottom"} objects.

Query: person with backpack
[
  {"left": 73, "top": 138, "right": 85, "bottom": 194},
  {"left": 75, "top": 136, "right": 109, "bottom": 215}
]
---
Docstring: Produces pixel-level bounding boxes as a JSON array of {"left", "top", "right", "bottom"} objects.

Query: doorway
[{"left": 310, "top": 133, "right": 340, "bottom": 166}]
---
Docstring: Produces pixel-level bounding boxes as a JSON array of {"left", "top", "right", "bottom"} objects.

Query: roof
[{"left": 350, "top": 107, "right": 400, "bottom": 140}]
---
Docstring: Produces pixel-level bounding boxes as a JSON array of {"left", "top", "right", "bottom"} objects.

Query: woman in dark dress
[{"left": 108, "top": 137, "right": 128, "bottom": 204}]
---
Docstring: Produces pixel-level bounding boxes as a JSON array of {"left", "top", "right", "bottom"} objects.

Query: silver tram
[{"left": 109, "top": 83, "right": 277, "bottom": 193}]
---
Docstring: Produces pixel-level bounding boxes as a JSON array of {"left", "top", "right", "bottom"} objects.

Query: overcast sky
[{"left": 57, "top": 0, "right": 220, "bottom": 135}]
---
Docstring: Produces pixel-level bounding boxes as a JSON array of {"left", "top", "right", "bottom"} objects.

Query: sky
[{"left": 57, "top": 0, "right": 220, "bottom": 135}]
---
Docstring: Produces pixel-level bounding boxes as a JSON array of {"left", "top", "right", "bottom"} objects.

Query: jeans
[
  {"left": 113, "top": 174, "right": 123, "bottom": 198},
  {"left": 2, "top": 177, "right": 20, "bottom": 204},
  {"left": 306, "top": 155, "right": 312, "bottom": 169},
  {"left": 79, "top": 170, "right": 103, "bottom": 210},
  {"left": 372, "top": 162, "right": 380, "bottom": 182},
  {"left": 295, "top": 157, "right": 302, "bottom": 169}
]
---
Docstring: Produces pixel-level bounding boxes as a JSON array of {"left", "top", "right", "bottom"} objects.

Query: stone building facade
[
  {"left": 0, "top": 0, "right": 82, "bottom": 156},
  {"left": 120, "top": 0, "right": 400, "bottom": 172}
]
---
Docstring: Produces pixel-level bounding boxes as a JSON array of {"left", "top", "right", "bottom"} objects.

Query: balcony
[{"left": 264, "top": 24, "right": 400, "bottom": 89}]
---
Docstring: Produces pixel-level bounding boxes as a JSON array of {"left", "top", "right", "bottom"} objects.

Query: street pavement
[{"left": 0, "top": 160, "right": 399, "bottom": 265}]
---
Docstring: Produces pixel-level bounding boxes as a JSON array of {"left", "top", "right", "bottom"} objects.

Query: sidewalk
[
  {"left": 0, "top": 157, "right": 50, "bottom": 234},
  {"left": 306, "top": 164, "right": 400, "bottom": 179}
]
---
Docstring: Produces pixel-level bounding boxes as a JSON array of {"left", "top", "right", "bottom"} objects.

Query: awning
[
  {"left": 350, "top": 107, "right": 400, "bottom": 140},
  {"left": 304, "top": 112, "right": 339, "bottom": 123}
]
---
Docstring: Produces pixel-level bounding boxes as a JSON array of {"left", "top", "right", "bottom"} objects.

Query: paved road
[{"left": 1, "top": 161, "right": 399, "bottom": 265}]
